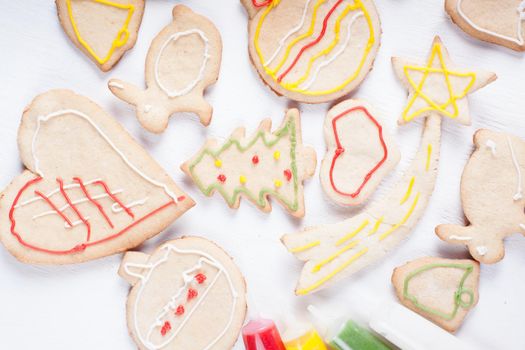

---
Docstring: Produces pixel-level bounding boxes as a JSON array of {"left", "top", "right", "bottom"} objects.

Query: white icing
[
  {"left": 476, "top": 246, "right": 488, "bottom": 256},
  {"left": 143, "top": 104, "right": 152, "bottom": 113},
  {"left": 448, "top": 235, "right": 472, "bottom": 241},
  {"left": 520, "top": 223, "right": 525, "bottom": 231},
  {"left": 32, "top": 188, "right": 123, "bottom": 220},
  {"left": 111, "top": 198, "right": 148, "bottom": 213},
  {"left": 507, "top": 136, "right": 523, "bottom": 201},
  {"left": 300, "top": 12, "right": 364, "bottom": 90},
  {"left": 65, "top": 217, "right": 90, "bottom": 229},
  {"left": 16, "top": 178, "right": 103, "bottom": 208},
  {"left": 125, "top": 245, "right": 238, "bottom": 350},
  {"left": 109, "top": 81, "right": 124, "bottom": 89},
  {"left": 31, "top": 110, "right": 179, "bottom": 202},
  {"left": 485, "top": 139, "right": 497, "bottom": 156},
  {"left": 457, "top": 0, "right": 525, "bottom": 45},
  {"left": 155, "top": 29, "right": 210, "bottom": 98},
  {"left": 263, "top": 0, "right": 313, "bottom": 67}
]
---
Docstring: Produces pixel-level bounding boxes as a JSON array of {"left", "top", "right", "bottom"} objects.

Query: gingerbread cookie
[
  {"left": 0, "top": 90, "right": 194, "bottom": 264},
  {"left": 182, "top": 109, "right": 316, "bottom": 218},
  {"left": 56, "top": 0, "right": 145, "bottom": 71},
  {"left": 241, "top": 0, "right": 381, "bottom": 103},
  {"left": 392, "top": 257, "right": 480, "bottom": 333},
  {"left": 119, "top": 236, "right": 247, "bottom": 350},
  {"left": 445, "top": 0, "right": 525, "bottom": 51},
  {"left": 281, "top": 37, "right": 495, "bottom": 295},
  {"left": 320, "top": 99, "right": 400, "bottom": 206},
  {"left": 109, "top": 5, "right": 222, "bottom": 134},
  {"left": 436, "top": 129, "right": 525, "bottom": 264}
]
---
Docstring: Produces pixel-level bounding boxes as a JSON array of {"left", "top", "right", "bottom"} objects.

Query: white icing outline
[
  {"left": 300, "top": 12, "right": 364, "bottom": 90},
  {"left": 154, "top": 29, "right": 210, "bottom": 98},
  {"left": 476, "top": 246, "right": 488, "bottom": 256},
  {"left": 485, "top": 139, "right": 497, "bottom": 156},
  {"left": 111, "top": 198, "right": 148, "bottom": 213},
  {"left": 125, "top": 245, "right": 238, "bottom": 350},
  {"left": 506, "top": 136, "right": 523, "bottom": 201},
  {"left": 263, "top": 0, "right": 314, "bottom": 67},
  {"left": 457, "top": 0, "right": 525, "bottom": 45},
  {"left": 448, "top": 235, "right": 472, "bottom": 241},
  {"left": 520, "top": 223, "right": 525, "bottom": 231},
  {"left": 108, "top": 81, "right": 124, "bottom": 89},
  {"left": 31, "top": 110, "right": 179, "bottom": 202}
]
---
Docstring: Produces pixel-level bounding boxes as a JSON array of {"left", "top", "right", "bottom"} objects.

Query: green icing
[
  {"left": 329, "top": 320, "right": 392, "bottom": 350},
  {"left": 188, "top": 116, "right": 300, "bottom": 211},
  {"left": 403, "top": 263, "right": 475, "bottom": 321}
]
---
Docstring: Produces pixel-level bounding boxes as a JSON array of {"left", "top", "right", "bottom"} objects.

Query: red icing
[
  {"left": 34, "top": 188, "right": 73, "bottom": 227},
  {"left": 195, "top": 273, "right": 207, "bottom": 284},
  {"left": 94, "top": 180, "right": 134, "bottom": 219},
  {"left": 175, "top": 305, "right": 185, "bottom": 316},
  {"left": 329, "top": 106, "right": 388, "bottom": 199},
  {"left": 252, "top": 155, "right": 259, "bottom": 165},
  {"left": 187, "top": 288, "right": 198, "bottom": 301},
  {"left": 217, "top": 174, "right": 226, "bottom": 183},
  {"left": 160, "top": 321, "right": 171, "bottom": 336},
  {"left": 277, "top": 0, "right": 343, "bottom": 83},
  {"left": 242, "top": 319, "right": 286, "bottom": 350},
  {"left": 74, "top": 177, "right": 114, "bottom": 229},
  {"left": 9, "top": 176, "right": 179, "bottom": 255},
  {"left": 252, "top": 0, "right": 272, "bottom": 7},
  {"left": 57, "top": 178, "right": 91, "bottom": 242},
  {"left": 283, "top": 169, "right": 292, "bottom": 182}
]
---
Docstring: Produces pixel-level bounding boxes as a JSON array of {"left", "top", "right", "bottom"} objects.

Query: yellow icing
[{"left": 336, "top": 219, "right": 369, "bottom": 246}]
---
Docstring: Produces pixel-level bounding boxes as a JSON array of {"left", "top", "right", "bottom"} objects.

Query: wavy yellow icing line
[
  {"left": 66, "top": 0, "right": 135, "bottom": 65},
  {"left": 402, "top": 43, "right": 476, "bottom": 122},
  {"left": 379, "top": 193, "right": 420, "bottom": 241},
  {"left": 336, "top": 219, "right": 369, "bottom": 246},
  {"left": 296, "top": 247, "right": 368, "bottom": 295},
  {"left": 400, "top": 177, "right": 415, "bottom": 205},
  {"left": 311, "top": 240, "right": 359, "bottom": 272},
  {"left": 426, "top": 144, "right": 432, "bottom": 171},
  {"left": 367, "top": 217, "right": 383, "bottom": 236},
  {"left": 283, "top": 4, "right": 355, "bottom": 89},
  {"left": 290, "top": 240, "right": 320, "bottom": 253}
]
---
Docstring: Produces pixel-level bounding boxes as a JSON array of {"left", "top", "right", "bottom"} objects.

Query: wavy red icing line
[
  {"left": 9, "top": 176, "right": 179, "bottom": 255},
  {"left": 329, "top": 106, "right": 388, "bottom": 199},
  {"left": 277, "top": 0, "right": 343, "bottom": 83},
  {"left": 74, "top": 177, "right": 114, "bottom": 229},
  {"left": 94, "top": 180, "right": 134, "bottom": 219}
]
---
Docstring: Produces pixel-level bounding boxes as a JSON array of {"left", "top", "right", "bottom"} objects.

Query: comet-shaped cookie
[
  {"left": 109, "top": 5, "right": 222, "bottom": 133},
  {"left": 182, "top": 109, "right": 317, "bottom": 218},
  {"left": 436, "top": 129, "right": 525, "bottom": 264},
  {"left": 282, "top": 37, "right": 496, "bottom": 295}
]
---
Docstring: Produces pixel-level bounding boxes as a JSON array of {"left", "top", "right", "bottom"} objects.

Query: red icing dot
[
  {"left": 335, "top": 147, "right": 345, "bottom": 155},
  {"left": 252, "top": 155, "right": 259, "bottom": 165},
  {"left": 284, "top": 169, "right": 292, "bottom": 182},
  {"left": 195, "top": 273, "right": 207, "bottom": 284},
  {"left": 187, "top": 288, "right": 198, "bottom": 301},
  {"left": 217, "top": 174, "right": 226, "bottom": 183},
  {"left": 175, "top": 305, "right": 185, "bottom": 316},
  {"left": 160, "top": 321, "right": 171, "bottom": 336}
]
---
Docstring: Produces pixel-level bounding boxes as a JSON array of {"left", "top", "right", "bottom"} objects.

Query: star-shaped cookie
[{"left": 392, "top": 36, "right": 496, "bottom": 125}]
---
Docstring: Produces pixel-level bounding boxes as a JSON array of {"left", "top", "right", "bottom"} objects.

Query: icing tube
[
  {"left": 281, "top": 318, "right": 327, "bottom": 350},
  {"left": 369, "top": 301, "right": 476, "bottom": 350},
  {"left": 242, "top": 318, "right": 286, "bottom": 350}
]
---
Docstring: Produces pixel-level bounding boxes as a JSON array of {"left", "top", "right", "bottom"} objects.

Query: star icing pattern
[{"left": 401, "top": 41, "right": 476, "bottom": 123}]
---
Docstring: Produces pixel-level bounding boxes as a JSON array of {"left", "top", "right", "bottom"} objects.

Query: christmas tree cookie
[
  {"left": 392, "top": 257, "right": 480, "bottom": 333},
  {"left": 182, "top": 109, "right": 317, "bottom": 218}
]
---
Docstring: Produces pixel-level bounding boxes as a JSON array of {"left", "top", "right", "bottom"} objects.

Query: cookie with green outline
[
  {"left": 181, "top": 109, "right": 317, "bottom": 218},
  {"left": 392, "top": 257, "right": 480, "bottom": 333}
]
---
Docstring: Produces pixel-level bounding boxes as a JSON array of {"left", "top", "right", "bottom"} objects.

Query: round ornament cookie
[
  {"left": 241, "top": 0, "right": 381, "bottom": 103},
  {"left": 56, "top": 0, "right": 145, "bottom": 71},
  {"left": 119, "top": 236, "right": 247, "bottom": 350}
]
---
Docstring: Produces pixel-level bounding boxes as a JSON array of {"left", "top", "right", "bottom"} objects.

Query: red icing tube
[{"left": 243, "top": 318, "right": 286, "bottom": 350}]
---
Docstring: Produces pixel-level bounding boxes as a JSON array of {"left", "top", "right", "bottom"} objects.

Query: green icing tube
[{"left": 329, "top": 320, "right": 391, "bottom": 350}]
